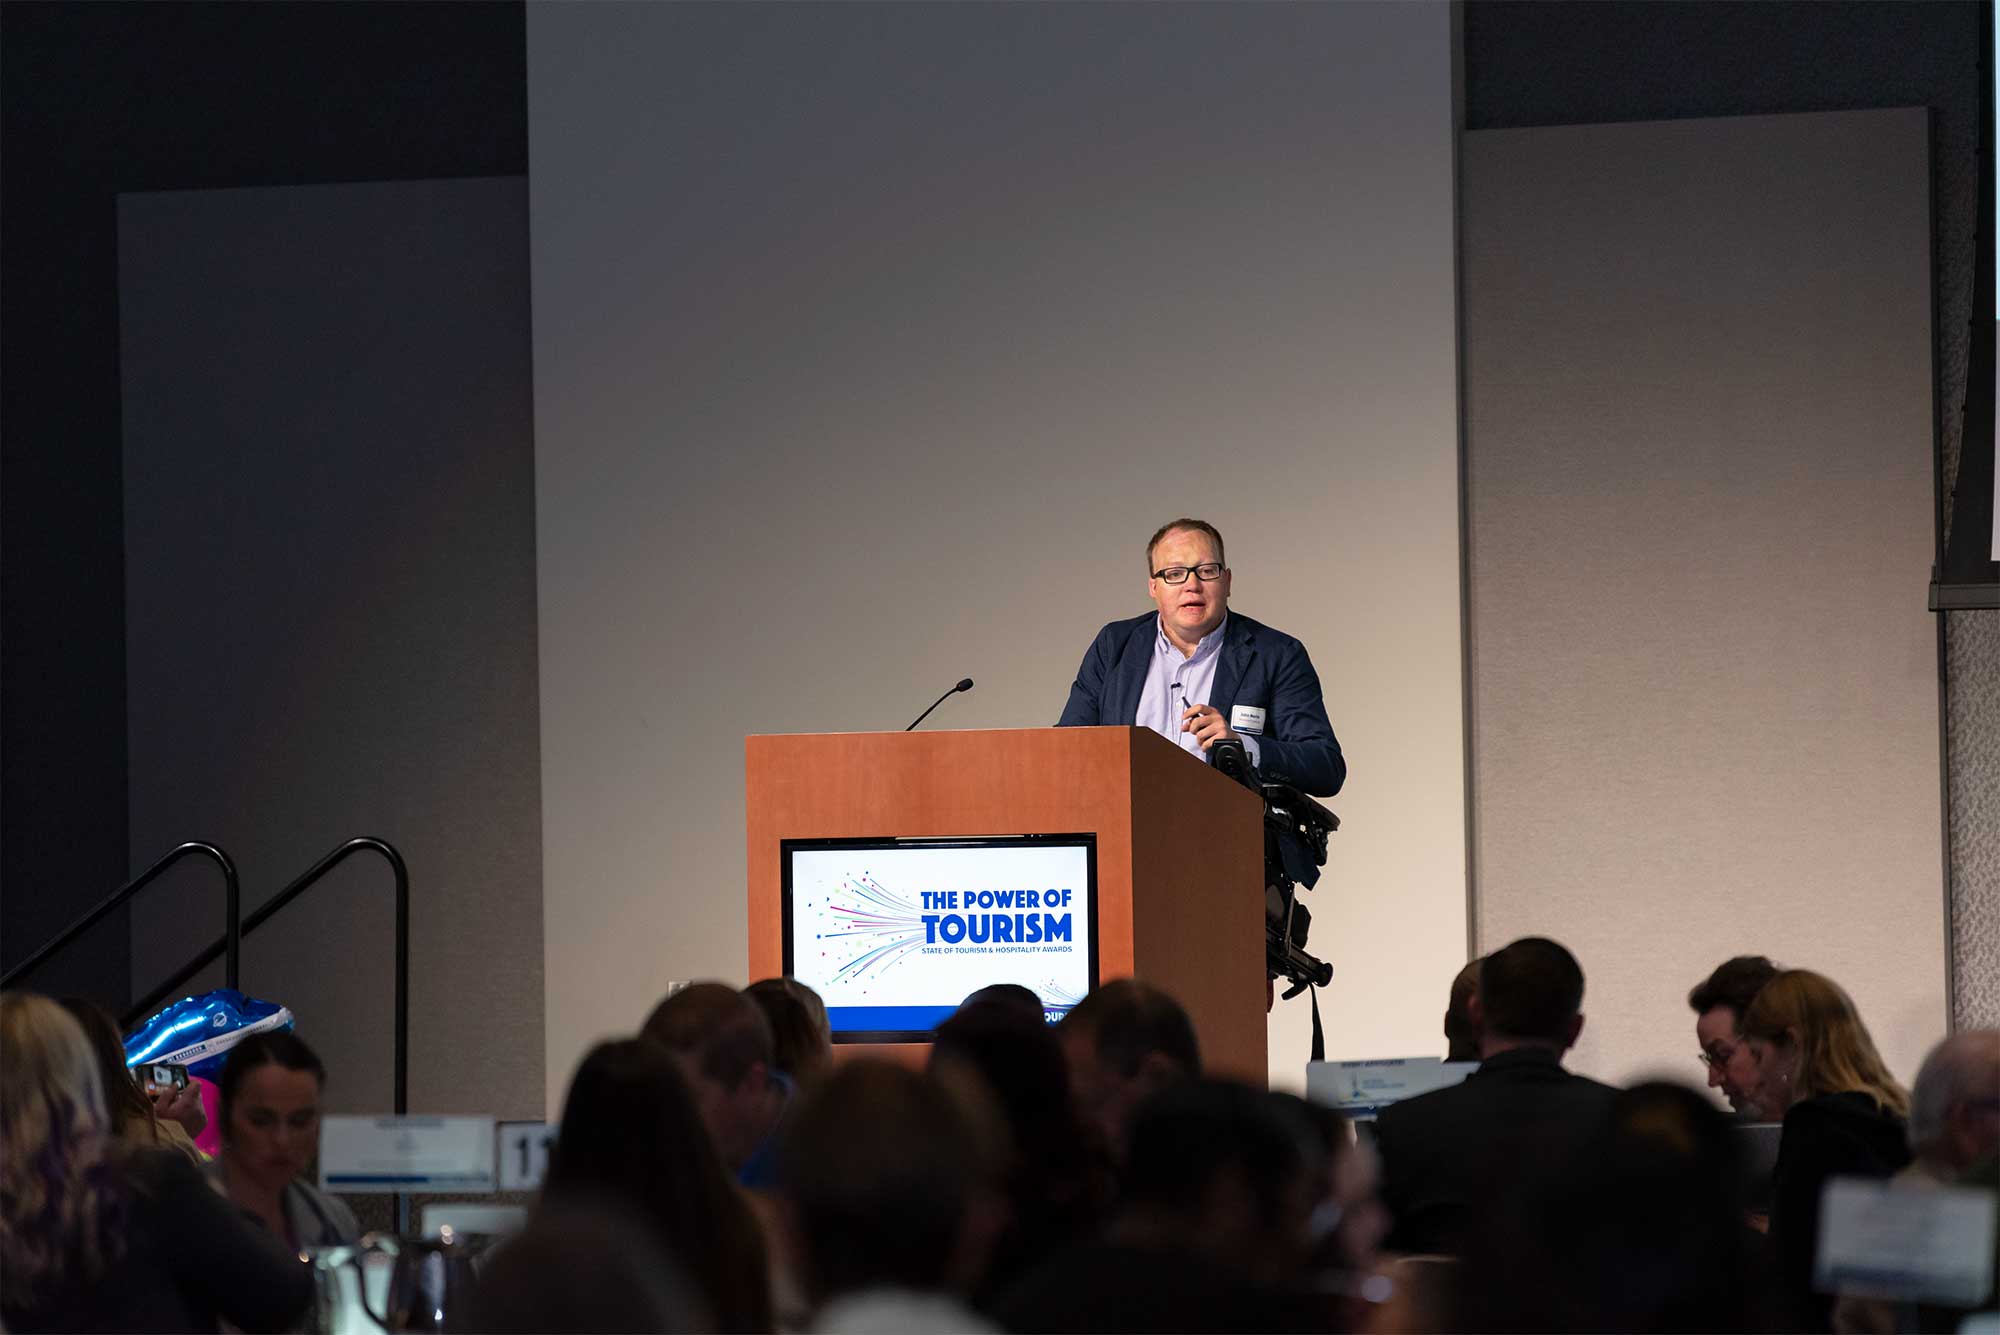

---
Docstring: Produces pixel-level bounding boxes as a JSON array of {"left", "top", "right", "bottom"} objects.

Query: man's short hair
[
  {"left": 640, "top": 982, "right": 773, "bottom": 1088},
  {"left": 959, "top": 982, "right": 1048, "bottom": 1023},
  {"left": 1145, "top": 518, "right": 1226, "bottom": 572},
  {"left": 1908, "top": 1030, "right": 2000, "bottom": 1152},
  {"left": 1686, "top": 956, "right": 1779, "bottom": 1021},
  {"left": 1478, "top": 937, "right": 1584, "bottom": 1046},
  {"left": 1060, "top": 978, "right": 1201, "bottom": 1077},
  {"left": 1445, "top": 956, "right": 1485, "bottom": 1058}
]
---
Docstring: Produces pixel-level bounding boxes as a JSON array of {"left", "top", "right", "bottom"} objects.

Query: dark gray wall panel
[
  {"left": 1, "top": 0, "right": 527, "bottom": 1013},
  {"left": 119, "top": 177, "right": 542, "bottom": 1118}
]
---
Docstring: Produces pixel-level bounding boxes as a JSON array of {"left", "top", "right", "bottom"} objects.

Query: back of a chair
[{"left": 1733, "top": 1121, "right": 1783, "bottom": 1212}]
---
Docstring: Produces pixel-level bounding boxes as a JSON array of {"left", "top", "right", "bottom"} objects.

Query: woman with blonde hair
[
  {"left": 1740, "top": 969, "right": 1911, "bottom": 1332},
  {"left": 58, "top": 995, "right": 206, "bottom": 1163},
  {"left": 0, "top": 991, "right": 308, "bottom": 1333}
]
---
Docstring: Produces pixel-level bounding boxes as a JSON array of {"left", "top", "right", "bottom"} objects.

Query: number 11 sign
[{"left": 496, "top": 1121, "right": 557, "bottom": 1191}]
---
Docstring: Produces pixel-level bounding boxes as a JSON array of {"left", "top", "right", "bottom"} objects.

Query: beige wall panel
[
  {"left": 1464, "top": 110, "right": 1946, "bottom": 1089},
  {"left": 529, "top": 2, "right": 1465, "bottom": 1110}
]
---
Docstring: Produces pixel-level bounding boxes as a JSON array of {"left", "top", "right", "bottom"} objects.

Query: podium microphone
[{"left": 906, "top": 678, "right": 974, "bottom": 731}]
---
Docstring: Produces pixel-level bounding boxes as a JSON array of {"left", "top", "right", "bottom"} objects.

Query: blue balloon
[{"left": 123, "top": 989, "right": 294, "bottom": 1081}]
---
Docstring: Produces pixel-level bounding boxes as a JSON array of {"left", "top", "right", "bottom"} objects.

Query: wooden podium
[{"left": 746, "top": 726, "right": 1267, "bottom": 1081}]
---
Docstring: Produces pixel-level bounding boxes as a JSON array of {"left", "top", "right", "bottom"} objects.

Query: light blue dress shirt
[{"left": 1133, "top": 614, "right": 1261, "bottom": 766}]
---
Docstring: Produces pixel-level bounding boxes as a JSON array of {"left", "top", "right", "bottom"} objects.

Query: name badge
[{"left": 1230, "top": 705, "right": 1267, "bottom": 734}]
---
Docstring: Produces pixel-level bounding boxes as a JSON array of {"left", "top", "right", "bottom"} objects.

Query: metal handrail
[
  {"left": 2, "top": 842, "right": 240, "bottom": 993},
  {"left": 122, "top": 837, "right": 409, "bottom": 1117}
]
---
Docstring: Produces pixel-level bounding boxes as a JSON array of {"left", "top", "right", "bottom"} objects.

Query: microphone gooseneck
[{"left": 905, "top": 678, "right": 975, "bottom": 731}]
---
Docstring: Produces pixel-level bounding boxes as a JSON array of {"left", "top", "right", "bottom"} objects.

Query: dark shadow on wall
[
  {"left": 1464, "top": 0, "right": 1980, "bottom": 528},
  {"left": 0, "top": 1, "right": 527, "bottom": 1004}
]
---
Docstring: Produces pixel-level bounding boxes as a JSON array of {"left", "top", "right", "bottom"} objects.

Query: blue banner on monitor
[{"left": 782, "top": 834, "right": 1098, "bottom": 1043}]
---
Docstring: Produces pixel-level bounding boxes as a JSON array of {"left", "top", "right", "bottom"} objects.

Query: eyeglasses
[
  {"left": 1152, "top": 562, "right": 1225, "bottom": 585},
  {"left": 1697, "top": 1045, "right": 1737, "bottom": 1069}
]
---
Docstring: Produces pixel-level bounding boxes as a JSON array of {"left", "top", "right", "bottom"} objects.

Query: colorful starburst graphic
[{"left": 813, "top": 871, "right": 928, "bottom": 984}]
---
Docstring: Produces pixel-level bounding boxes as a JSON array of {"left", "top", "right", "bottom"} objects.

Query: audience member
[
  {"left": 0, "top": 991, "right": 310, "bottom": 1333},
  {"left": 995, "top": 1078, "right": 1324, "bottom": 1333},
  {"left": 1688, "top": 954, "right": 1781, "bottom": 1118},
  {"left": 1905, "top": 1029, "right": 2000, "bottom": 1182},
  {"left": 1740, "top": 969, "right": 1911, "bottom": 1332},
  {"left": 59, "top": 995, "right": 205, "bottom": 1162},
  {"left": 1443, "top": 956, "right": 1485, "bottom": 1063},
  {"left": 744, "top": 977, "right": 834, "bottom": 1089},
  {"left": 214, "top": 1030, "right": 360, "bottom": 1250},
  {"left": 1057, "top": 979, "right": 1201, "bottom": 1162},
  {"left": 464, "top": 1202, "right": 710, "bottom": 1333},
  {"left": 1457, "top": 1080, "right": 1770, "bottom": 1332},
  {"left": 543, "top": 1037, "right": 774, "bottom": 1333},
  {"left": 1288, "top": 1095, "right": 1394, "bottom": 1333},
  {"left": 962, "top": 982, "right": 1050, "bottom": 1024},
  {"left": 930, "top": 1002, "right": 1104, "bottom": 1303},
  {"left": 777, "top": 1060, "right": 1004, "bottom": 1333},
  {"left": 1372, "top": 936, "right": 1618, "bottom": 1255},
  {"left": 643, "top": 981, "right": 789, "bottom": 1186},
  {"left": 1833, "top": 1030, "right": 2000, "bottom": 1335}
]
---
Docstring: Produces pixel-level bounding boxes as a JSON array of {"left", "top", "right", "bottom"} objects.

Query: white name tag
[{"left": 1230, "top": 705, "right": 1267, "bottom": 734}]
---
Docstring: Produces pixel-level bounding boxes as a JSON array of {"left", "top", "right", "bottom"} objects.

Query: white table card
[
  {"left": 319, "top": 1115, "right": 497, "bottom": 1193},
  {"left": 1305, "top": 1057, "right": 1477, "bottom": 1118},
  {"left": 1815, "top": 1177, "right": 1997, "bottom": 1306}
]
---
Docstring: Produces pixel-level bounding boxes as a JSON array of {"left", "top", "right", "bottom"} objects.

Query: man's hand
[
  {"left": 1180, "top": 704, "right": 1239, "bottom": 752},
  {"left": 148, "top": 1082, "right": 207, "bottom": 1138}
]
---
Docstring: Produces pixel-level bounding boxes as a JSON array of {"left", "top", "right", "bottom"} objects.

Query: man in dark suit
[
  {"left": 1056, "top": 518, "right": 1345, "bottom": 797},
  {"left": 1372, "top": 937, "right": 1619, "bottom": 1255}
]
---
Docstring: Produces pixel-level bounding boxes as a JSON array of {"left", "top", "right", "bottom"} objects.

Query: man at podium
[{"left": 1057, "top": 518, "right": 1346, "bottom": 798}]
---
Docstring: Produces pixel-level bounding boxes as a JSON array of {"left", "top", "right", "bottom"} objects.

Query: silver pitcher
[
  {"left": 302, "top": 1231, "right": 486, "bottom": 1334},
  {"left": 373, "top": 1230, "right": 488, "bottom": 1333},
  {"left": 300, "top": 1235, "right": 398, "bottom": 1335}
]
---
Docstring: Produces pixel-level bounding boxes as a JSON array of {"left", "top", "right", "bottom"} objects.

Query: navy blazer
[{"left": 1055, "top": 611, "right": 1346, "bottom": 797}]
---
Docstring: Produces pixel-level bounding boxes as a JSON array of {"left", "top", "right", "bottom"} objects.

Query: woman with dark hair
[
  {"left": 58, "top": 996, "right": 205, "bottom": 1162},
  {"left": 1, "top": 991, "right": 309, "bottom": 1333},
  {"left": 214, "top": 1030, "right": 359, "bottom": 1251},
  {"left": 1741, "top": 969, "right": 1912, "bottom": 1331},
  {"left": 743, "top": 977, "right": 832, "bottom": 1089},
  {"left": 543, "top": 1038, "right": 774, "bottom": 1333},
  {"left": 929, "top": 1001, "right": 1104, "bottom": 1304},
  {"left": 1457, "top": 1081, "right": 1771, "bottom": 1333}
]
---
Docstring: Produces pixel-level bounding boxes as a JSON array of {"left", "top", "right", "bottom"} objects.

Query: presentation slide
[{"left": 786, "top": 839, "right": 1094, "bottom": 1037}]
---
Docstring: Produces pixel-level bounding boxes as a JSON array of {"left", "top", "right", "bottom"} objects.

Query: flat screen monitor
[{"left": 782, "top": 833, "right": 1097, "bottom": 1043}]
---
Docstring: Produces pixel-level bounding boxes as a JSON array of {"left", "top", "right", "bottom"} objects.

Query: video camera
[{"left": 1209, "top": 740, "right": 1338, "bottom": 995}]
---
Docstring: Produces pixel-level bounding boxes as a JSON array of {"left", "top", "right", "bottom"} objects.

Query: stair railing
[
  {"left": 1, "top": 842, "right": 240, "bottom": 993},
  {"left": 123, "top": 836, "right": 409, "bottom": 1116}
]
